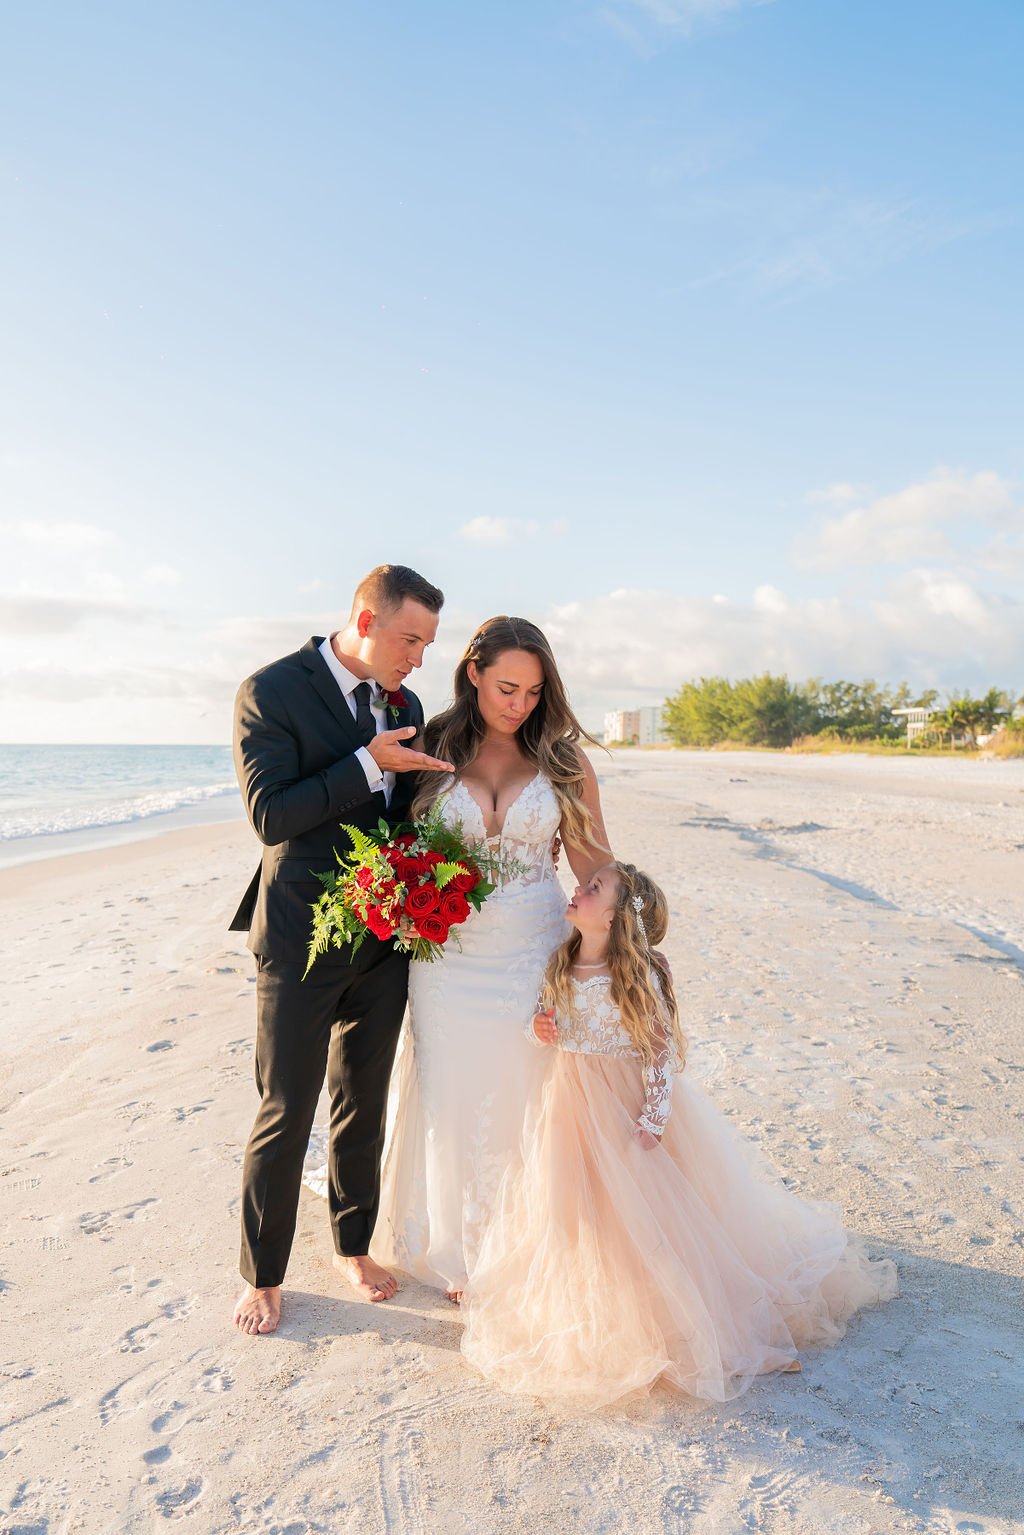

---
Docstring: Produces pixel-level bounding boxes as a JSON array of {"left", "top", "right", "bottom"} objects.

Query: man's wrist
[{"left": 355, "top": 745, "right": 385, "bottom": 792}]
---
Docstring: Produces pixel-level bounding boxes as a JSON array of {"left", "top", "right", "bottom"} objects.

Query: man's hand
[
  {"left": 532, "top": 1007, "right": 557, "bottom": 1045},
  {"left": 367, "top": 726, "right": 454, "bottom": 775}
]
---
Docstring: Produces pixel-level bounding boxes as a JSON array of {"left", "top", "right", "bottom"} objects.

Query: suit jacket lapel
[{"left": 300, "top": 638, "right": 363, "bottom": 746}]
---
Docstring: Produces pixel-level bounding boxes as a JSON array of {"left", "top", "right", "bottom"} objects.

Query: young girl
[{"left": 460, "top": 861, "right": 897, "bottom": 1409}]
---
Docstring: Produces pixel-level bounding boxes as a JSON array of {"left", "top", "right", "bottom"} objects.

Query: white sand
[{"left": 1, "top": 752, "right": 1022, "bottom": 1534}]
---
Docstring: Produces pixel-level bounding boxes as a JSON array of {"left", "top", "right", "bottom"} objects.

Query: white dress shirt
[{"left": 319, "top": 636, "right": 394, "bottom": 805}]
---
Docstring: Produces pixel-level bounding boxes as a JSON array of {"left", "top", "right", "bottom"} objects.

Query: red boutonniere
[{"left": 383, "top": 687, "right": 408, "bottom": 723}]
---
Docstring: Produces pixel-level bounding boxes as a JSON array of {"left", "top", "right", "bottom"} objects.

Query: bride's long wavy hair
[
  {"left": 541, "top": 863, "right": 685, "bottom": 1067},
  {"left": 412, "top": 616, "right": 603, "bottom": 852}
]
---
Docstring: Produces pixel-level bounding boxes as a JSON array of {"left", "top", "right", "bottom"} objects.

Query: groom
[{"left": 229, "top": 564, "right": 452, "bottom": 1335}]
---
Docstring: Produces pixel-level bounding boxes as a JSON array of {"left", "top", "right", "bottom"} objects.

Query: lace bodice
[
  {"left": 541, "top": 975, "right": 679, "bottom": 1137},
  {"left": 438, "top": 771, "right": 561, "bottom": 890}
]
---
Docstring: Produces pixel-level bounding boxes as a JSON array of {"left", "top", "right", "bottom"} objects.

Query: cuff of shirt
[{"left": 356, "top": 745, "right": 385, "bottom": 793}]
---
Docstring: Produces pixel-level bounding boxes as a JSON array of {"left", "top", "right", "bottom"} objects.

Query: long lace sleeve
[
  {"left": 637, "top": 1042, "right": 674, "bottom": 1136},
  {"left": 524, "top": 996, "right": 555, "bottom": 1047},
  {"left": 636, "top": 970, "right": 677, "bottom": 1136}
]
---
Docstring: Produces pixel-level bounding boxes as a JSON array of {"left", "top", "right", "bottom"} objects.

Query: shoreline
[{"left": 0, "top": 792, "right": 245, "bottom": 873}]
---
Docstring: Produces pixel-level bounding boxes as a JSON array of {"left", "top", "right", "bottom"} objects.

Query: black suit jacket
[{"left": 229, "top": 636, "right": 425, "bottom": 963}]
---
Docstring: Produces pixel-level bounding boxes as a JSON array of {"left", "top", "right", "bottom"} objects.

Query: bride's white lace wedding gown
[{"left": 369, "top": 770, "right": 570, "bottom": 1292}]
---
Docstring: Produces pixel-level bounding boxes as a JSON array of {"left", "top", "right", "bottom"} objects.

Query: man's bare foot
[
  {"left": 333, "top": 1253, "right": 397, "bottom": 1302},
  {"left": 233, "top": 1284, "right": 281, "bottom": 1336},
  {"left": 445, "top": 1288, "right": 463, "bottom": 1305}
]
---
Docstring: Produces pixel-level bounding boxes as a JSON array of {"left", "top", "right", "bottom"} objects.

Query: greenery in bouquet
[{"left": 305, "top": 805, "right": 515, "bottom": 973}]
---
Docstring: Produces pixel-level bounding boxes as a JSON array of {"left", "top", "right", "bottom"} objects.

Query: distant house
[
  {"left": 892, "top": 707, "right": 935, "bottom": 744},
  {"left": 603, "top": 705, "right": 667, "bottom": 746}
]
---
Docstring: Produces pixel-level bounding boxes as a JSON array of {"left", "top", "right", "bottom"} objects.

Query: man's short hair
[{"left": 352, "top": 564, "right": 445, "bottom": 618}]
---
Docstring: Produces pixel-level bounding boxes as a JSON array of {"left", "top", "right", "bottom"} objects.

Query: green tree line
[{"left": 662, "top": 677, "right": 1019, "bottom": 750}]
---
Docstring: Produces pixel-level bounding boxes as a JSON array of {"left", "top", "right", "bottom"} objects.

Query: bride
[{"left": 370, "top": 616, "right": 612, "bottom": 1301}]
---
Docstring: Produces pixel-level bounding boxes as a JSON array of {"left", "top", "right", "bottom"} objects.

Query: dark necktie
[{"left": 352, "top": 681, "right": 377, "bottom": 746}]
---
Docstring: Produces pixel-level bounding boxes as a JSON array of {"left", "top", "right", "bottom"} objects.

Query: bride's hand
[
  {"left": 633, "top": 1125, "right": 660, "bottom": 1150},
  {"left": 532, "top": 1008, "right": 557, "bottom": 1045}
]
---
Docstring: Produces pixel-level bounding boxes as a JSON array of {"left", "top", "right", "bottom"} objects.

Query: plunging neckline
[{"left": 456, "top": 768, "right": 543, "bottom": 841}]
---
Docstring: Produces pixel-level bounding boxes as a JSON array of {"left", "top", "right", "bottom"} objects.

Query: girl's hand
[
  {"left": 532, "top": 1007, "right": 557, "bottom": 1045},
  {"left": 633, "top": 1125, "right": 660, "bottom": 1150}
]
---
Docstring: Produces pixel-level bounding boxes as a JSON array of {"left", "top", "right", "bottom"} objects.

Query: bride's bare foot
[
  {"left": 783, "top": 1359, "right": 802, "bottom": 1373},
  {"left": 333, "top": 1253, "right": 397, "bottom": 1302},
  {"left": 233, "top": 1284, "right": 281, "bottom": 1336},
  {"left": 445, "top": 1288, "right": 463, "bottom": 1305}
]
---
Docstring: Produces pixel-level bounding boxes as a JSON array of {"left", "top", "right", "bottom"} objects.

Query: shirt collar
[{"left": 319, "top": 635, "right": 374, "bottom": 700}]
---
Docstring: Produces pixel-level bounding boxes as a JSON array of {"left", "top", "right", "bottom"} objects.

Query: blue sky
[{"left": 2, "top": 0, "right": 1021, "bottom": 741}]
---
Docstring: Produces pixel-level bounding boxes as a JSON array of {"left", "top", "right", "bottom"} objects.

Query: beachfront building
[
  {"left": 638, "top": 705, "right": 668, "bottom": 745},
  {"left": 604, "top": 709, "right": 641, "bottom": 745},
  {"left": 892, "top": 706, "right": 936, "bottom": 744},
  {"left": 603, "top": 705, "right": 668, "bottom": 746}
]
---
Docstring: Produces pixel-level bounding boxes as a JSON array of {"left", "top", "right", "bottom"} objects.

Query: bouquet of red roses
[{"left": 304, "top": 807, "right": 508, "bottom": 973}]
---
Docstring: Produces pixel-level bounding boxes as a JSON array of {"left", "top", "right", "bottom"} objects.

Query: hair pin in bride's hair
[{"left": 631, "top": 893, "right": 648, "bottom": 944}]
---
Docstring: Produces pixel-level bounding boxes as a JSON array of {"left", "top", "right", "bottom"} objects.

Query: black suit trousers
[{"left": 239, "top": 942, "right": 410, "bottom": 1288}]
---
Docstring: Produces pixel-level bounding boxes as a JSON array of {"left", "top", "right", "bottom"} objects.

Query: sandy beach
[{"left": 2, "top": 750, "right": 1022, "bottom": 1535}]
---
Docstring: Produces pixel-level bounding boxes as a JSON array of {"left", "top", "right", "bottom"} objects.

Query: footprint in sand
[
  {"left": 120, "top": 1321, "right": 160, "bottom": 1354},
  {"left": 89, "top": 1153, "right": 133, "bottom": 1184},
  {"left": 197, "top": 1365, "right": 234, "bottom": 1393},
  {"left": 118, "top": 1296, "right": 195, "bottom": 1354},
  {"left": 172, "top": 1102, "right": 212, "bottom": 1123},
  {"left": 151, "top": 1402, "right": 188, "bottom": 1435},
  {"left": 80, "top": 1199, "right": 159, "bottom": 1241},
  {"left": 158, "top": 1295, "right": 198, "bottom": 1322},
  {"left": 146, "top": 1040, "right": 175, "bottom": 1053},
  {"left": 155, "top": 1478, "right": 203, "bottom": 1517}
]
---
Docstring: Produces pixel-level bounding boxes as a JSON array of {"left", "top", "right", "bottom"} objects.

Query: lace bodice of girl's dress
[
  {"left": 547, "top": 975, "right": 680, "bottom": 1137},
  {"left": 440, "top": 770, "right": 560, "bottom": 890}
]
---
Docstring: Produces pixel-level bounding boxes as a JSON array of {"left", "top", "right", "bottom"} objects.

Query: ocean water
[{"left": 0, "top": 744, "right": 242, "bottom": 866}]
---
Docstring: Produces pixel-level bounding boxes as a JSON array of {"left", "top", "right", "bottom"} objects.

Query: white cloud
[
  {"left": 797, "top": 467, "right": 1021, "bottom": 571},
  {"left": 1, "top": 520, "right": 115, "bottom": 551},
  {"left": 460, "top": 516, "right": 569, "bottom": 545},
  {"left": 0, "top": 591, "right": 148, "bottom": 634},
  {"left": 142, "top": 564, "right": 181, "bottom": 587},
  {"left": 688, "top": 188, "right": 998, "bottom": 301},
  {"left": 540, "top": 576, "right": 1023, "bottom": 722},
  {"left": 752, "top": 584, "right": 787, "bottom": 615},
  {"left": 805, "top": 482, "right": 865, "bottom": 507},
  {"left": 602, "top": 0, "right": 770, "bottom": 43}
]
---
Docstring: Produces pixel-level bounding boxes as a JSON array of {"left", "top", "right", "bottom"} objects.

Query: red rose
[
  {"left": 382, "top": 846, "right": 404, "bottom": 868},
  {"left": 450, "top": 864, "right": 480, "bottom": 892},
  {"left": 354, "top": 866, "right": 374, "bottom": 889},
  {"left": 385, "top": 687, "right": 409, "bottom": 709},
  {"left": 365, "top": 906, "right": 396, "bottom": 940},
  {"left": 393, "top": 833, "right": 416, "bottom": 851},
  {"left": 439, "top": 889, "right": 471, "bottom": 925},
  {"left": 405, "top": 884, "right": 439, "bottom": 918},
  {"left": 415, "top": 913, "right": 450, "bottom": 944}
]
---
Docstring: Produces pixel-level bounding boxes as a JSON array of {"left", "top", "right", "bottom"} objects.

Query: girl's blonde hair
[
  {"left": 411, "top": 615, "right": 605, "bottom": 852},
  {"left": 542, "top": 862, "right": 685, "bottom": 1066}
]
